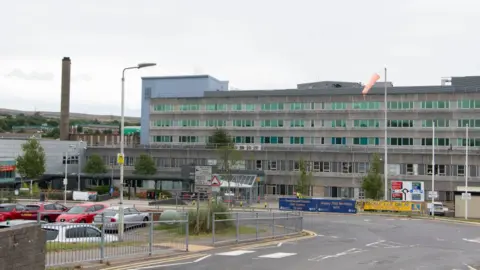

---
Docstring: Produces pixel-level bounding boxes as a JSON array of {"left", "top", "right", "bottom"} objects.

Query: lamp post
[
  {"left": 119, "top": 63, "right": 156, "bottom": 240},
  {"left": 64, "top": 144, "right": 75, "bottom": 205},
  {"left": 465, "top": 123, "right": 469, "bottom": 220},
  {"left": 383, "top": 67, "right": 388, "bottom": 200}
]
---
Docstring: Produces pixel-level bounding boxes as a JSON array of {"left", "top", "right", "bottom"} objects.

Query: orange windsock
[{"left": 362, "top": 73, "right": 380, "bottom": 95}]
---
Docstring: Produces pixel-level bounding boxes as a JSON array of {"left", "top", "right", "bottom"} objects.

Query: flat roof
[{"left": 142, "top": 74, "right": 225, "bottom": 84}]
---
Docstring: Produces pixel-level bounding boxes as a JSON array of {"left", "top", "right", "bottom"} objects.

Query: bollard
[
  {"left": 236, "top": 213, "right": 239, "bottom": 243},
  {"left": 148, "top": 213, "right": 153, "bottom": 255}
]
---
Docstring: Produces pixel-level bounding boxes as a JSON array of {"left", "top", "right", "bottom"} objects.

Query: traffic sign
[
  {"left": 462, "top": 192, "right": 472, "bottom": 200},
  {"left": 195, "top": 166, "right": 212, "bottom": 186},
  {"left": 117, "top": 153, "right": 124, "bottom": 165},
  {"left": 211, "top": 175, "right": 221, "bottom": 187},
  {"left": 428, "top": 191, "right": 438, "bottom": 199}
]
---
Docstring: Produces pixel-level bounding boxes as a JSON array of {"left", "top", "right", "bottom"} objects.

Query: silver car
[
  {"left": 42, "top": 223, "right": 118, "bottom": 243},
  {"left": 93, "top": 206, "right": 150, "bottom": 231}
]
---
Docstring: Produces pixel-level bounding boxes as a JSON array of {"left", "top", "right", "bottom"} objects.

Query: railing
[
  {"left": 35, "top": 212, "right": 189, "bottom": 267},
  {"left": 212, "top": 211, "right": 303, "bottom": 245}
]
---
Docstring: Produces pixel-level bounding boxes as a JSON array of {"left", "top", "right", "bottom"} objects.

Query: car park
[
  {"left": 20, "top": 202, "right": 69, "bottom": 222},
  {"left": 56, "top": 203, "right": 107, "bottom": 223},
  {"left": 42, "top": 223, "right": 118, "bottom": 243},
  {"left": 0, "top": 203, "right": 25, "bottom": 221},
  {"left": 93, "top": 206, "right": 149, "bottom": 231}
]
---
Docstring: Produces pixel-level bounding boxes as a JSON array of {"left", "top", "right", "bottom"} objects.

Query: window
[
  {"left": 458, "top": 165, "right": 465, "bottom": 176},
  {"left": 178, "top": 120, "right": 200, "bottom": 127},
  {"left": 246, "top": 104, "right": 256, "bottom": 111},
  {"left": 290, "top": 103, "right": 309, "bottom": 110},
  {"left": 422, "top": 119, "right": 449, "bottom": 128},
  {"left": 153, "top": 120, "right": 173, "bottom": 127},
  {"left": 44, "top": 204, "right": 55, "bottom": 210},
  {"left": 261, "top": 103, "right": 284, "bottom": 111},
  {"left": 420, "top": 101, "right": 450, "bottom": 109},
  {"left": 269, "top": 161, "right": 277, "bottom": 171},
  {"left": 179, "top": 104, "right": 200, "bottom": 111},
  {"left": 387, "top": 101, "right": 414, "bottom": 110},
  {"left": 153, "top": 104, "right": 174, "bottom": 111},
  {"left": 458, "top": 100, "right": 480, "bottom": 109},
  {"left": 331, "top": 120, "right": 346, "bottom": 128},
  {"left": 290, "top": 120, "right": 305, "bottom": 127},
  {"left": 458, "top": 119, "right": 480, "bottom": 128},
  {"left": 323, "top": 162, "right": 330, "bottom": 172},
  {"left": 233, "top": 120, "right": 254, "bottom": 127},
  {"left": 290, "top": 137, "right": 305, "bottom": 144},
  {"left": 353, "top": 137, "right": 379, "bottom": 145},
  {"left": 293, "top": 161, "right": 300, "bottom": 171},
  {"left": 54, "top": 204, "right": 66, "bottom": 211},
  {"left": 63, "top": 155, "right": 79, "bottom": 165},
  {"left": 354, "top": 119, "right": 380, "bottom": 128},
  {"left": 261, "top": 120, "right": 284, "bottom": 127},
  {"left": 331, "top": 137, "right": 346, "bottom": 145},
  {"left": 388, "top": 120, "right": 413, "bottom": 127},
  {"left": 235, "top": 136, "right": 255, "bottom": 143},
  {"left": 179, "top": 136, "right": 198, "bottom": 143},
  {"left": 314, "top": 102, "right": 325, "bottom": 110},
  {"left": 342, "top": 162, "right": 353, "bottom": 173},
  {"left": 206, "top": 104, "right": 226, "bottom": 111},
  {"left": 388, "top": 138, "right": 414, "bottom": 146},
  {"left": 421, "top": 138, "right": 450, "bottom": 146},
  {"left": 313, "top": 162, "right": 321, "bottom": 172},
  {"left": 94, "top": 205, "right": 105, "bottom": 211},
  {"left": 457, "top": 138, "right": 480, "bottom": 147},
  {"left": 65, "top": 227, "right": 91, "bottom": 238},
  {"left": 205, "top": 120, "right": 226, "bottom": 127},
  {"left": 406, "top": 164, "right": 414, "bottom": 175},
  {"left": 153, "top": 136, "right": 172, "bottom": 143},
  {"left": 260, "top": 136, "right": 283, "bottom": 144},
  {"left": 358, "top": 162, "right": 367, "bottom": 173},
  {"left": 352, "top": 101, "right": 380, "bottom": 110},
  {"left": 231, "top": 104, "right": 243, "bottom": 111},
  {"left": 331, "top": 102, "right": 347, "bottom": 110}
]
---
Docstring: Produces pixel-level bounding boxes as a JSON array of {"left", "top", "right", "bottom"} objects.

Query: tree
[
  {"left": 76, "top": 126, "right": 83, "bottom": 133},
  {"left": 84, "top": 154, "right": 107, "bottom": 181},
  {"left": 361, "top": 153, "right": 384, "bottom": 200},
  {"left": 210, "top": 128, "right": 242, "bottom": 205},
  {"left": 296, "top": 158, "right": 311, "bottom": 196},
  {"left": 134, "top": 154, "right": 157, "bottom": 175},
  {"left": 44, "top": 127, "right": 60, "bottom": 139},
  {"left": 16, "top": 138, "right": 46, "bottom": 182}
]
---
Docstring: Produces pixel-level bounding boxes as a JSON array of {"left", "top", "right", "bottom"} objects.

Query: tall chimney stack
[{"left": 60, "top": 57, "right": 71, "bottom": 140}]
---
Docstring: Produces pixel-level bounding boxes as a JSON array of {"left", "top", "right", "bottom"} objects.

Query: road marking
[
  {"left": 330, "top": 236, "right": 339, "bottom": 238},
  {"left": 277, "top": 242, "right": 283, "bottom": 247},
  {"left": 132, "top": 262, "right": 192, "bottom": 270},
  {"left": 194, "top": 254, "right": 211, "bottom": 262},
  {"left": 366, "top": 240, "right": 385, "bottom": 247},
  {"left": 102, "top": 253, "right": 207, "bottom": 270},
  {"left": 364, "top": 219, "right": 370, "bottom": 222},
  {"left": 464, "top": 264, "right": 478, "bottom": 270},
  {"left": 258, "top": 252, "right": 297, "bottom": 259},
  {"left": 463, "top": 238, "right": 480, "bottom": 244},
  {"left": 216, "top": 250, "right": 256, "bottom": 256},
  {"left": 308, "top": 248, "right": 365, "bottom": 262}
]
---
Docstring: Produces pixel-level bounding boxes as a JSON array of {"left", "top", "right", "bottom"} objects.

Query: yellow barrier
[{"left": 363, "top": 201, "right": 422, "bottom": 212}]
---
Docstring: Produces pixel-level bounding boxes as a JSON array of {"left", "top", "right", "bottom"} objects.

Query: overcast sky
[{"left": 1, "top": 0, "right": 479, "bottom": 116}]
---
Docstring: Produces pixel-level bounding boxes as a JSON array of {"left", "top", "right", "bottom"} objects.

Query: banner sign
[
  {"left": 0, "top": 165, "right": 15, "bottom": 172},
  {"left": 279, "top": 198, "right": 357, "bottom": 214},
  {"left": 363, "top": 201, "right": 422, "bottom": 212},
  {"left": 391, "top": 181, "right": 425, "bottom": 202}
]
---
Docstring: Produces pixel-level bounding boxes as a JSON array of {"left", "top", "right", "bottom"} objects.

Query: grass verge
[
  {"left": 154, "top": 224, "right": 264, "bottom": 240},
  {"left": 46, "top": 241, "right": 144, "bottom": 252}
]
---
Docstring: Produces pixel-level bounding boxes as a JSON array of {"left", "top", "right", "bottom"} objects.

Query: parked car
[
  {"left": 0, "top": 220, "right": 47, "bottom": 229},
  {"left": 427, "top": 202, "right": 447, "bottom": 216},
  {"left": 42, "top": 223, "right": 118, "bottom": 243},
  {"left": 55, "top": 203, "right": 108, "bottom": 223},
  {"left": 20, "top": 202, "right": 69, "bottom": 222},
  {"left": 93, "top": 206, "right": 149, "bottom": 231},
  {"left": 0, "top": 204, "right": 25, "bottom": 221}
]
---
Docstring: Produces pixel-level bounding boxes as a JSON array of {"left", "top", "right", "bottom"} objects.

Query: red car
[
  {"left": 20, "top": 202, "right": 68, "bottom": 222},
  {"left": 0, "top": 204, "right": 25, "bottom": 221},
  {"left": 55, "top": 203, "right": 107, "bottom": 223}
]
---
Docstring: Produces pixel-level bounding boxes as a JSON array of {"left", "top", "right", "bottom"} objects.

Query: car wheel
[
  {"left": 43, "top": 216, "right": 50, "bottom": 223},
  {"left": 142, "top": 217, "right": 149, "bottom": 227},
  {"left": 79, "top": 220, "right": 86, "bottom": 223}
]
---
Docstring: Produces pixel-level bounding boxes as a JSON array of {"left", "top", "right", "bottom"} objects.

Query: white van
[{"left": 427, "top": 202, "right": 447, "bottom": 216}]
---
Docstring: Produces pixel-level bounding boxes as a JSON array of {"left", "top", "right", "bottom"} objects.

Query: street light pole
[
  {"left": 119, "top": 63, "right": 156, "bottom": 240},
  {"left": 383, "top": 67, "right": 388, "bottom": 200},
  {"left": 465, "top": 124, "right": 469, "bottom": 220},
  {"left": 64, "top": 150, "right": 68, "bottom": 205}
]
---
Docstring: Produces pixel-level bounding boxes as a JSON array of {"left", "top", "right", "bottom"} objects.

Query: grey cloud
[
  {"left": 72, "top": 74, "right": 93, "bottom": 82},
  {"left": 5, "top": 69, "right": 54, "bottom": 81}
]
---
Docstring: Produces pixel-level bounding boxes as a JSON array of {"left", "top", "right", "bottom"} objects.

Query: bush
[
  {"left": 89, "top": 185, "right": 110, "bottom": 195},
  {"left": 187, "top": 202, "right": 233, "bottom": 234}
]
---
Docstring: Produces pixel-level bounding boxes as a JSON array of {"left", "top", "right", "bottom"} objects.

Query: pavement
[{"left": 104, "top": 213, "right": 480, "bottom": 270}]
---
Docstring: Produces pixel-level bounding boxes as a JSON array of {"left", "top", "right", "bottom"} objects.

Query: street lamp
[{"left": 119, "top": 62, "right": 156, "bottom": 240}]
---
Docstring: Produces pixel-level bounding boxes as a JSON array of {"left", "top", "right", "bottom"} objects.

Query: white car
[
  {"left": 42, "top": 223, "right": 118, "bottom": 243},
  {"left": 93, "top": 206, "right": 150, "bottom": 231}
]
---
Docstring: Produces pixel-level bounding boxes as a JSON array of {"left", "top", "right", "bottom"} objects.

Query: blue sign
[{"left": 279, "top": 198, "right": 357, "bottom": 214}]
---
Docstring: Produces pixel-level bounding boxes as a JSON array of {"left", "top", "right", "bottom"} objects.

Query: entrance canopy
[{"left": 215, "top": 174, "right": 257, "bottom": 188}]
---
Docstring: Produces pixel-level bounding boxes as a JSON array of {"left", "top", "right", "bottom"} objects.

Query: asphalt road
[{"left": 135, "top": 214, "right": 480, "bottom": 270}]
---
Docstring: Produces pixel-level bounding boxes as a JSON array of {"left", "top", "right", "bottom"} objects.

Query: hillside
[{"left": 0, "top": 108, "right": 140, "bottom": 122}]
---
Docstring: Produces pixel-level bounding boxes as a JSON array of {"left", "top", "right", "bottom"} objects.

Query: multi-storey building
[{"left": 87, "top": 75, "right": 480, "bottom": 201}]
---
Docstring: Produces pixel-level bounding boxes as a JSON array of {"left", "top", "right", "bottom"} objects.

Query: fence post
[
  {"left": 100, "top": 213, "right": 105, "bottom": 262},
  {"left": 285, "top": 213, "right": 289, "bottom": 234},
  {"left": 236, "top": 212, "right": 239, "bottom": 243},
  {"left": 185, "top": 212, "right": 189, "bottom": 251},
  {"left": 148, "top": 213, "right": 153, "bottom": 255},
  {"left": 255, "top": 212, "right": 259, "bottom": 241},
  {"left": 272, "top": 212, "right": 275, "bottom": 238},
  {"left": 212, "top": 213, "right": 216, "bottom": 245},
  {"left": 37, "top": 212, "right": 41, "bottom": 223}
]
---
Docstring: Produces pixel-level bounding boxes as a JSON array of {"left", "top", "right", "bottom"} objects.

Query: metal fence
[
  {"left": 212, "top": 211, "right": 303, "bottom": 245},
  {"left": 38, "top": 212, "right": 189, "bottom": 267}
]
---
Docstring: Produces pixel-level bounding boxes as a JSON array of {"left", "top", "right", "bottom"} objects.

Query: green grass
[
  {"left": 154, "top": 224, "right": 262, "bottom": 239},
  {"left": 46, "top": 241, "right": 144, "bottom": 252}
]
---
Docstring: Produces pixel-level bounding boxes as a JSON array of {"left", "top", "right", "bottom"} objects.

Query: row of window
[
  {"left": 152, "top": 100, "right": 480, "bottom": 112},
  {"left": 152, "top": 119, "right": 480, "bottom": 128},
  {"left": 91, "top": 156, "right": 476, "bottom": 177},
  {"left": 151, "top": 136, "right": 480, "bottom": 146}
]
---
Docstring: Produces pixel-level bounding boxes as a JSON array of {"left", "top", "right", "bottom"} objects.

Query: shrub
[{"left": 187, "top": 202, "right": 233, "bottom": 234}]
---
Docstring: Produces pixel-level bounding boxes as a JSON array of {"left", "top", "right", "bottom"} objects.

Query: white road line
[
  {"left": 366, "top": 240, "right": 385, "bottom": 247},
  {"left": 308, "top": 248, "right": 365, "bottom": 262},
  {"left": 277, "top": 242, "right": 283, "bottom": 247},
  {"left": 330, "top": 236, "right": 339, "bottom": 238},
  {"left": 258, "top": 252, "right": 297, "bottom": 259},
  {"left": 194, "top": 254, "right": 211, "bottom": 262},
  {"left": 462, "top": 238, "right": 480, "bottom": 244},
  {"left": 216, "top": 250, "right": 256, "bottom": 256},
  {"left": 464, "top": 264, "right": 478, "bottom": 270},
  {"left": 132, "top": 262, "right": 192, "bottom": 270}
]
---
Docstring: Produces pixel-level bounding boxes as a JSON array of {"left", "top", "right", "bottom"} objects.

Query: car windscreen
[
  {"left": 102, "top": 211, "right": 117, "bottom": 217},
  {"left": 67, "top": 206, "right": 87, "bottom": 214},
  {"left": 0, "top": 206, "right": 14, "bottom": 212},
  {"left": 25, "top": 205, "right": 40, "bottom": 211},
  {"left": 42, "top": 228, "right": 59, "bottom": 241}
]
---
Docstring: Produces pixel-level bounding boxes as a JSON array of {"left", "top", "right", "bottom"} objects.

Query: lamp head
[{"left": 137, "top": 63, "right": 156, "bottom": 69}]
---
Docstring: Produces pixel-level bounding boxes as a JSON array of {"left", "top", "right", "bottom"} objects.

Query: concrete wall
[
  {"left": 0, "top": 224, "right": 46, "bottom": 270},
  {"left": 455, "top": 195, "right": 480, "bottom": 218}
]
